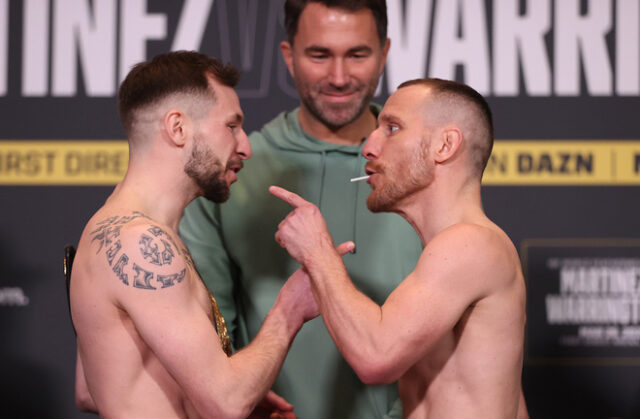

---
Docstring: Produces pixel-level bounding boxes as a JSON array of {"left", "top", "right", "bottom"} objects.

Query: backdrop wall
[{"left": 1, "top": 1, "right": 639, "bottom": 417}]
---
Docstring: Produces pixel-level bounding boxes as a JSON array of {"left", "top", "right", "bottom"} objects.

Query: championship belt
[{"left": 209, "top": 292, "right": 232, "bottom": 356}]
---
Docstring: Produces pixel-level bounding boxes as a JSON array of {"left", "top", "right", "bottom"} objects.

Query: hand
[
  {"left": 248, "top": 390, "right": 297, "bottom": 419},
  {"left": 280, "top": 268, "right": 319, "bottom": 323},
  {"left": 277, "top": 243, "right": 356, "bottom": 325},
  {"left": 269, "top": 185, "right": 336, "bottom": 265}
]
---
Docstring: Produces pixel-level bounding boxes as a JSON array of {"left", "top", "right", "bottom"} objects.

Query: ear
[
  {"left": 280, "top": 41, "right": 295, "bottom": 77},
  {"left": 433, "top": 127, "right": 463, "bottom": 164},
  {"left": 380, "top": 38, "right": 390, "bottom": 69},
  {"left": 163, "top": 109, "right": 188, "bottom": 147}
]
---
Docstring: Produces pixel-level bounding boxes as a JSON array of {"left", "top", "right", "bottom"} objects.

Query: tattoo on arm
[
  {"left": 112, "top": 254, "right": 130, "bottom": 285},
  {"left": 132, "top": 263, "right": 156, "bottom": 290},
  {"left": 157, "top": 269, "right": 187, "bottom": 288},
  {"left": 90, "top": 213, "right": 187, "bottom": 291}
]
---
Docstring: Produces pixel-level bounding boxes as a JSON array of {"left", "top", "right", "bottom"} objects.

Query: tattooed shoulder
[{"left": 89, "top": 212, "right": 190, "bottom": 291}]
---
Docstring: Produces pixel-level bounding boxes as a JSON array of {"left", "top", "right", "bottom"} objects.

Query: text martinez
[{"left": 1, "top": 0, "right": 638, "bottom": 97}]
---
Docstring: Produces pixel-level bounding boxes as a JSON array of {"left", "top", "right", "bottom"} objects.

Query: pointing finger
[{"left": 269, "top": 185, "right": 310, "bottom": 208}]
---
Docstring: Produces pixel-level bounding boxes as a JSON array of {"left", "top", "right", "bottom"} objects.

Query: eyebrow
[
  {"left": 378, "top": 113, "right": 399, "bottom": 125},
  {"left": 304, "top": 45, "right": 374, "bottom": 55},
  {"left": 348, "top": 45, "right": 373, "bottom": 54},
  {"left": 230, "top": 113, "right": 244, "bottom": 124}
]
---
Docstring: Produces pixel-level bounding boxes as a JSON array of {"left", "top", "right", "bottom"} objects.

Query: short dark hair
[
  {"left": 398, "top": 78, "right": 494, "bottom": 177},
  {"left": 284, "top": 0, "right": 387, "bottom": 45},
  {"left": 118, "top": 50, "right": 240, "bottom": 136}
]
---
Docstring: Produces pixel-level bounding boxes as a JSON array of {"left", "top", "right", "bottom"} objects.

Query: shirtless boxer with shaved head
[{"left": 271, "top": 78, "right": 528, "bottom": 418}]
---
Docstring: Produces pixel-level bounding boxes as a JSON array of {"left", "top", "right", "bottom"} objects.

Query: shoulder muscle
[
  {"left": 87, "top": 212, "right": 190, "bottom": 292},
  {"left": 415, "top": 223, "right": 517, "bottom": 298}
]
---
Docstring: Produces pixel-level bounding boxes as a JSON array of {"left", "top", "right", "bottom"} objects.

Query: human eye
[
  {"left": 227, "top": 114, "right": 243, "bottom": 133},
  {"left": 388, "top": 124, "right": 399, "bottom": 134},
  {"left": 310, "top": 53, "right": 328, "bottom": 60},
  {"left": 349, "top": 47, "right": 372, "bottom": 60}
]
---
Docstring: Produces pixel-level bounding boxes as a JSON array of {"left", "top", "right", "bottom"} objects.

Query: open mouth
[
  {"left": 364, "top": 163, "right": 379, "bottom": 176},
  {"left": 227, "top": 162, "right": 243, "bottom": 173}
]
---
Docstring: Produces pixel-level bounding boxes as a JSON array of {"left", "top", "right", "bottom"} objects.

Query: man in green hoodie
[{"left": 180, "top": 1, "right": 422, "bottom": 418}]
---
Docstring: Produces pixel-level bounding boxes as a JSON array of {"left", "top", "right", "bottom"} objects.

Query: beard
[
  {"left": 184, "top": 138, "right": 231, "bottom": 203},
  {"left": 294, "top": 69, "right": 379, "bottom": 130},
  {"left": 367, "top": 139, "right": 433, "bottom": 213}
]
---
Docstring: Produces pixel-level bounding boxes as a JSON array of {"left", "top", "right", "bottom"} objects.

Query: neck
[
  {"left": 107, "top": 155, "right": 197, "bottom": 231},
  {"left": 297, "top": 103, "right": 377, "bottom": 146},
  {"left": 394, "top": 177, "right": 485, "bottom": 246}
]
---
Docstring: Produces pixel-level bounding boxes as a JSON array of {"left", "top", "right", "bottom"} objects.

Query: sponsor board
[
  {"left": 483, "top": 140, "right": 640, "bottom": 185},
  {"left": 3, "top": 140, "right": 640, "bottom": 185},
  {"left": 0, "top": 140, "right": 128, "bottom": 185},
  {"left": 523, "top": 238, "right": 640, "bottom": 365}
]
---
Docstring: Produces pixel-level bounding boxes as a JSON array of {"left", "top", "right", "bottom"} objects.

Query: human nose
[
  {"left": 328, "top": 58, "right": 348, "bottom": 87},
  {"left": 362, "top": 127, "right": 382, "bottom": 160},
  {"left": 237, "top": 129, "right": 252, "bottom": 160}
]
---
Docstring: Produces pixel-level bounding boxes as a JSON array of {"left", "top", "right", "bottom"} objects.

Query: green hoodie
[{"left": 180, "top": 106, "right": 422, "bottom": 419}]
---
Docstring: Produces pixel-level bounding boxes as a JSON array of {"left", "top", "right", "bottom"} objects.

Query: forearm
[
  {"left": 223, "top": 301, "right": 302, "bottom": 416},
  {"left": 305, "top": 250, "right": 394, "bottom": 383},
  {"left": 268, "top": 186, "right": 404, "bottom": 381}
]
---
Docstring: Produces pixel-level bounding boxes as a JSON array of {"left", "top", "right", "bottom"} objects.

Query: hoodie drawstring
[
  {"left": 316, "top": 148, "right": 363, "bottom": 252},
  {"left": 318, "top": 151, "right": 327, "bottom": 209}
]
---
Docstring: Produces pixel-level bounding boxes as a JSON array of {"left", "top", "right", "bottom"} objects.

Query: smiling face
[
  {"left": 184, "top": 76, "right": 251, "bottom": 203},
  {"left": 363, "top": 85, "right": 435, "bottom": 213},
  {"left": 282, "top": 3, "right": 389, "bottom": 131}
]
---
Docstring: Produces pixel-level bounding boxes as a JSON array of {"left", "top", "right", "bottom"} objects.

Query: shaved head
[{"left": 397, "top": 78, "right": 493, "bottom": 178}]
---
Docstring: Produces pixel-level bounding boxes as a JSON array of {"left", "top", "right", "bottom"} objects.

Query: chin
[
  {"left": 205, "top": 193, "right": 230, "bottom": 204},
  {"left": 366, "top": 195, "right": 394, "bottom": 213},
  {"left": 202, "top": 184, "right": 230, "bottom": 204}
]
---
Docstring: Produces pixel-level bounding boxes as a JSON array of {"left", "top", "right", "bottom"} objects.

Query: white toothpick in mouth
[{"left": 350, "top": 175, "right": 370, "bottom": 182}]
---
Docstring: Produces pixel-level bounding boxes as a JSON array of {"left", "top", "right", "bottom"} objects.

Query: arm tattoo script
[{"left": 90, "top": 212, "right": 186, "bottom": 290}]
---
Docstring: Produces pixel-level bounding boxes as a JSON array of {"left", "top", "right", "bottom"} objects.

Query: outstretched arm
[
  {"left": 270, "top": 186, "right": 506, "bottom": 384},
  {"left": 91, "top": 220, "right": 316, "bottom": 418}
]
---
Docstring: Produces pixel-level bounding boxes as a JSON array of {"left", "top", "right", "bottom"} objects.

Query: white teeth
[{"left": 350, "top": 175, "right": 370, "bottom": 182}]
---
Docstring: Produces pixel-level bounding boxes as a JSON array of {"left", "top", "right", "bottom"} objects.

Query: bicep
[
  {"left": 121, "top": 269, "right": 232, "bottom": 409},
  {"left": 114, "top": 224, "right": 232, "bottom": 408},
  {"left": 381, "top": 271, "right": 472, "bottom": 352},
  {"left": 378, "top": 241, "right": 492, "bottom": 370}
]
